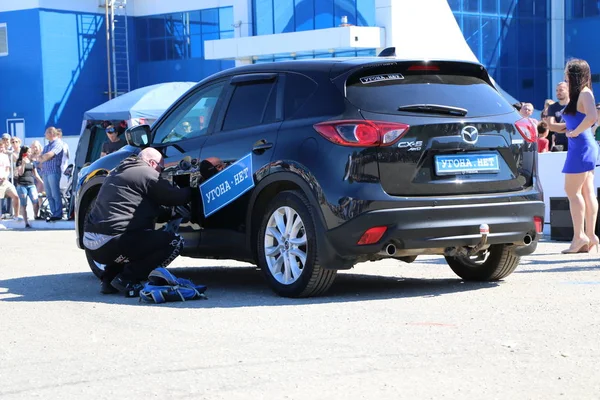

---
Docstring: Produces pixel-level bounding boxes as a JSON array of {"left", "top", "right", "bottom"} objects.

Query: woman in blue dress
[{"left": 561, "top": 59, "right": 599, "bottom": 254}]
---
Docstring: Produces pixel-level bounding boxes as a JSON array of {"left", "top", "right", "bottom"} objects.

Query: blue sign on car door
[{"left": 200, "top": 153, "right": 254, "bottom": 217}]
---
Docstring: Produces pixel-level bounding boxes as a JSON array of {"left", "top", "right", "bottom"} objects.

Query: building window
[
  {"left": 136, "top": 7, "right": 234, "bottom": 62},
  {"left": 253, "top": 0, "right": 376, "bottom": 36},
  {"left": 0, "top": 23, "right": 8, "bottom": 56},
  {"left": 566, "top": 0, "right": 600, "bottom": 19},
  {"left": 453, "top": 0, "right": 551, "bottom": 109}
]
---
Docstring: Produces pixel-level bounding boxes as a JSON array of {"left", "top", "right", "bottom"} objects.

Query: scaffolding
[{"left": 102, "top": 0, "right": 131, "bottom": 99}]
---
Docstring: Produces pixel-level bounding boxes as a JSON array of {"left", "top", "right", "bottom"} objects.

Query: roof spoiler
[{"left": 377, "top": 47, "right": 396, "bottom": 57}]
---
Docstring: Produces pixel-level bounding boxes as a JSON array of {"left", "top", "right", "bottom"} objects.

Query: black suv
[{"left": 74, "top": 57, "right": 544, "bottom": 297}]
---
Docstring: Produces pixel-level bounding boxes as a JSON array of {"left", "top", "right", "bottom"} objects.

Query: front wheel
[
  {"left": 256, "top": 190, "right": 337, "bottom": 298},
  {"left": 86, "top": 250, "right": 105, "bottom": 279},
  {"left": 444, "top": 244, "right": 520, "bottom": 281},
  {"left": 83, "top": 197, "right": 105, "bottom": 279}
]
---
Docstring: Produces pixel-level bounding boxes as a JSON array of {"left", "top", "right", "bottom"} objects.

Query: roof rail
[{"left": 378, "top": 47, "right": 396, "bottom": 57}]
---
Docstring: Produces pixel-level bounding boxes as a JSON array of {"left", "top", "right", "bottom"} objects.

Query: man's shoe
[
  {"left": 100, "top": 280, "right": 119, "bottom": 294},
  {"left": 110, "top": 275, "right": 143, "bottom": 298},
  {"left": 46, "top": 216, "right": 61, "bottom": 222}
]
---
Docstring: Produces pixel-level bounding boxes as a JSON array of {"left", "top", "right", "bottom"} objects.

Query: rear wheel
[
  {"left": 83, "top": 197, "right": 105, "bottom": 279},
  {"left": 256, "top": 190, "right": 337, "bottom": 297},
  {"left": 444, "top": 244, "right": 520, "bottom": 281}
]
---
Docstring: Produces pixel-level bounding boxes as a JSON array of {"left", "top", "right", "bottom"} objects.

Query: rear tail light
[
  {"left": 534, "top": 216, "right": 543, "bottom": 233},
  {"left": 357, "top": 226, "right": 388, "bottom": 245},
  {"left": 515, "top": 118, "right": 536, "bottom": 143},
  {"left": 313, "top": 120, "right": 410, "bottom": 147}
]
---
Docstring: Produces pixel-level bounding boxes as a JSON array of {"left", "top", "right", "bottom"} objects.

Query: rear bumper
[{"left": 325, "top": 200, "right": 545, "bottom": 257}]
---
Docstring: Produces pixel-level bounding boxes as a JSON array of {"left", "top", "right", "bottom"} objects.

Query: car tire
[
  {"left": 83, "top": 196, "right": 105, "bottom": 279},
  {"left": 444, "top": 244, "right": 520, "bottom": 281},
  {"left": 256, "top": 190, "right": 337, "bottom": 298}
]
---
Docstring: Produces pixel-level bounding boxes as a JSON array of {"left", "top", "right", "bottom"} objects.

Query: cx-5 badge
[
  {"left": 461, "top": 126, "right": 479, "bottom": 144},
  {"left": 398, "top": 140, "right": 423, "bottom": 151}
]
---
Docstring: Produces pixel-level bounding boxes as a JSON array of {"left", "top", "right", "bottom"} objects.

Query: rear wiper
[{"left": 397, "top": 104, "right": 468, "bottom": 116}]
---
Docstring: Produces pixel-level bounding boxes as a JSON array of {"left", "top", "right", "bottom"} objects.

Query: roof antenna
[{"left": 378, "top": 47, "right": 396, "bottom": 57}]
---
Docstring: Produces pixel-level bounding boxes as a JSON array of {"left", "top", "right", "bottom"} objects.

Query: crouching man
[{"left": 83, "top": 148, "right": 192, "bottom": 296}]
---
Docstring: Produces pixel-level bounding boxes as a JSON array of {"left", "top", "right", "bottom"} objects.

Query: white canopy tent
[
  {"left": 82, "top": 81, "right": 197, "bottom": 125},
  {"left": 75, "top": 81, "right": 197, "bottom": 172}
]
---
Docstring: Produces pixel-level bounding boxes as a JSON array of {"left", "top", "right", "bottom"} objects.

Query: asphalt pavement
[{"left": 0, "top": 230, "right": 599, "bottom": 399}]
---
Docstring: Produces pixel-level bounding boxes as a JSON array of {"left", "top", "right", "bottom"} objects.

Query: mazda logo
[{"left": 461, "top": 126, "right": 479, "bottom": 144}]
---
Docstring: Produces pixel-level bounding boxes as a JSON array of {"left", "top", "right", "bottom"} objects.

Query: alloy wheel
[{"left": 264, "top": 206, "right": 308, "bottom": 285}]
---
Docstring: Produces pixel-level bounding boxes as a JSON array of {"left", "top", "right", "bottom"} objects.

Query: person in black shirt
[
  {"left": 100, "top": 124, "right": 126, "bottom": 158},
  {"left": 544, "top": 82, "right": 569, "bottom": 151},
  {"left": 83, "top": 148, "right": 193, "bottom": 296},
  {"left": 15, "top": 146, "right": 42, "bottom": 227}
]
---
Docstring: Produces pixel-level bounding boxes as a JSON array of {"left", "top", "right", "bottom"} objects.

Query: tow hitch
[
  {"left": 445, "top": 224, "right": 490, "bottom": 257},
  {"left": 467, "top": 224, "right": 489, "bottom": 256}
]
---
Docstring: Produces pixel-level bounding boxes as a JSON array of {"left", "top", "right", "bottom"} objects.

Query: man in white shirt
[{"left": 56, "top": 128, "right": 70, "bottom": 193}]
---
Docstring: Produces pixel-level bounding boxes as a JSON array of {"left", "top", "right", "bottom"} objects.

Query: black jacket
[{"left": 86, "top": 155, "right": 191, "bottom": 235}]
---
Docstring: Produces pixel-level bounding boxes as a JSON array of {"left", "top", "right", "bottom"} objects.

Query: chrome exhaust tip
[
  {"left": 377, "top": 243, "right": 397, "bottom": 257},
  {"left": 384, "top": 243, "right": 396, "bottom": 256}
]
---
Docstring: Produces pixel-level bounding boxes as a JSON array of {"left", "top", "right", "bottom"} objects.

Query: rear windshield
[{"left": 346, "top": 70, "right": 514, "bottom": 118}]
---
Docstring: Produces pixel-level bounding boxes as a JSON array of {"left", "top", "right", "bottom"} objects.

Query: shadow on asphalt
[
  {"left": 517, "top": 257, "right": 600, "bottom": 273},
  {"left": 0, "top": 266, "right": 500, "bottom": 307},
  {"left": 413, "top": 251, "right": 600, "bottom": 274}
]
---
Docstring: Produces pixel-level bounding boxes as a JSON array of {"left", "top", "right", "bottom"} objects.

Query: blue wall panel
[
  {"left": 134, "top": 7, "right": 235, "bottom": 88},
  {"left": 39, "top": 10, "right": 109, "bottom": 136},
  {"left": 136, "top": 59, "right": 234, "bottom": 87},
  {"left": 0, "top": 9, "right": 44, "bottom": 139}
]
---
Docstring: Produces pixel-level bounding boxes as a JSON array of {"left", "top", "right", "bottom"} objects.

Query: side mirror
[{"left": 125, "top": 125, "right": 151, "bottom": 147}]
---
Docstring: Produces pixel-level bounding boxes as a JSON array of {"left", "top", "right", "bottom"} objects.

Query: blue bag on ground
[{"left": 139, "top": 267, "right": 207, "bottom": 304}]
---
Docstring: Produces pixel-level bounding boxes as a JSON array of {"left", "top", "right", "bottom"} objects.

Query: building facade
[
  {"left": 0, "top": 0, "right": 598, "bottom": 142},
  {"left": 565, "top": 0, "right": 600, "bottom": 89}
]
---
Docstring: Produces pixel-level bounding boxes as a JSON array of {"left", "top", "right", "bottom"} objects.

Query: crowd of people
[
  {"left": 526, "top": 59, "right": 600, "bottom": 254},
  {"left": 0, "top": 127, "right": 70, "bottom": 227},
  {"left": 518, "top": 81, "right": 600, "bottom": 154},
  {"left": 514, "top": 61, "right": 600, "bottom": 254}
]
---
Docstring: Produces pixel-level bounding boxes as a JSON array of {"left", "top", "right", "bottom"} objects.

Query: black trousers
[{"left": 89, "top": 229, "right": 184, "bottom": 283}]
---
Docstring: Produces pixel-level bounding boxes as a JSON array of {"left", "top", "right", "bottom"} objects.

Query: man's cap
[{"left": 1, "top": 133, "right": 10, "bottom": 140}]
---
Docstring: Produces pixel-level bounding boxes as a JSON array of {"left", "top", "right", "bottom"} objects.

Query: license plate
[{"left": 434, "top": 153, "right": 500, "bottom": 176}]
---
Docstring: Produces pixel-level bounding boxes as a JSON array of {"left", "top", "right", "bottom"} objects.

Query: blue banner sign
[
  {"left": 434, "top": 153, "right": 499, "bottom": 176},
  {"left": 200, "top": 153, "right": 255, "bottom": 217}
]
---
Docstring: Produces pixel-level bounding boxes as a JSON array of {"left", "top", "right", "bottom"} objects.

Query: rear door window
[
  {"left": 284, "top": 73, "right": 318, "bottom": 120},
  {"left": 345, "top": 64, "right": 514, "bottom": 118},
  {"left": 222, "top": 81, "right": 277, "bottom": 131}
]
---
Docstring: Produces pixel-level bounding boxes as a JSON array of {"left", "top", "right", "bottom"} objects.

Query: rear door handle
[{"left": 252, "top": 141, "right": 273, "bottom": 153}]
